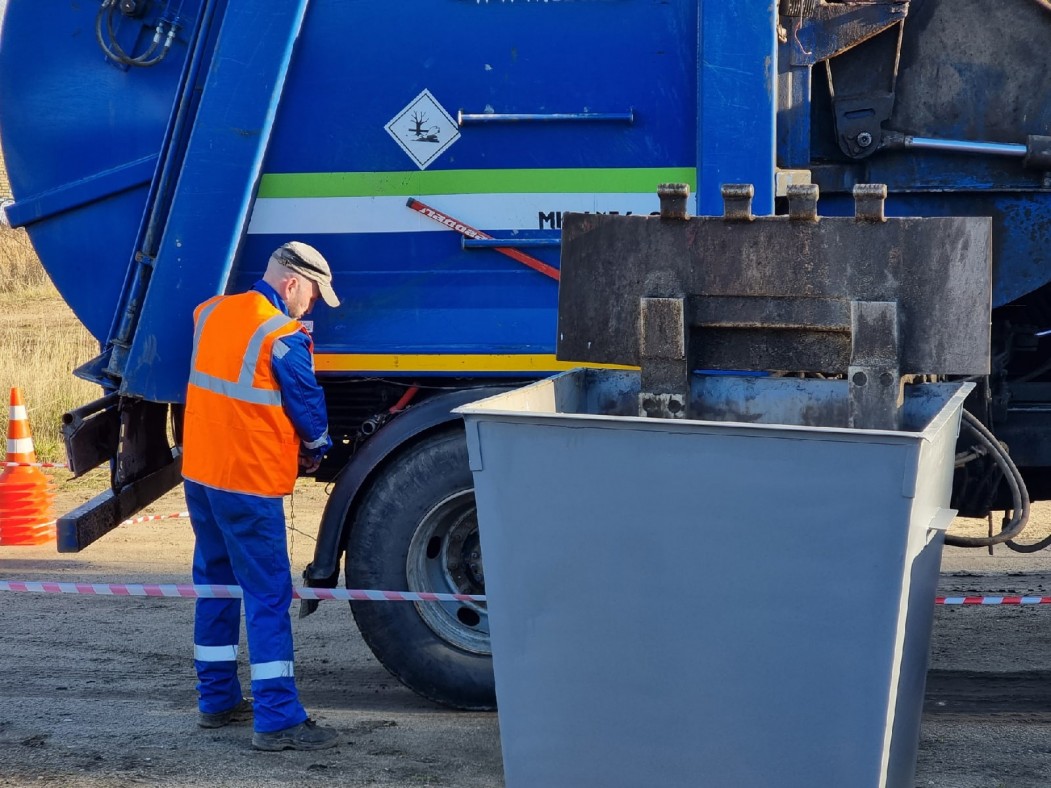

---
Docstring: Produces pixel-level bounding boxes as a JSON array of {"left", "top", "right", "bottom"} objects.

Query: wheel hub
[{"left": 406, "top": 489, "right": 490, "bottom": 655}]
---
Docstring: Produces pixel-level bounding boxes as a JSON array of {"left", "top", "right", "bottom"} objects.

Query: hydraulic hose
[
  {"left": 944, "top": 410, "right": 1032, "bottom": 548},
  {"left": 95, "top": 0, "right": 178, "bottom": 68},
  {"left": 359, "top": 386, "right": 421, "bottom": 437}
]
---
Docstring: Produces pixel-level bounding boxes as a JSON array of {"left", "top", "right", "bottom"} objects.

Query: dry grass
[
  {"left": 0, "top": 303, "right": 101, "bottom": 461},
  {"left": 0, "top": 154, "right": 100, "bottom": 464},
  {"left": 0, "top": 148, "right": 53, "bottom": 297},
  {"left": 0, "top": 227, "right": 52, "bottom": 297}
]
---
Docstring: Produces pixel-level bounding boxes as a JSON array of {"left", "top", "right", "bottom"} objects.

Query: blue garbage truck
[{"left": 2, "top": 0, "right": 1050, "bottom": 709}]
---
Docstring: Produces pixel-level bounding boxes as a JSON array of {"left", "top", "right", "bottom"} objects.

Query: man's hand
[{"left": 298, "top": 453, "right": 321, "bottom": 474}]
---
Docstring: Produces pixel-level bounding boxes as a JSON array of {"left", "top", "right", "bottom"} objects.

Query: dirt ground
[
  {"left": 1, "top": 479, "right": 1051, "bottom": 787},
  {"left": 0, "top": 480, "right": 501, "bottom": 788}
]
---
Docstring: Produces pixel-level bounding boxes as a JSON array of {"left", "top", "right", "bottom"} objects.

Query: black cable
[
  {"left": 106, "top": 5, "right": 158, "bottom": 64},
  {"left": 95, "top": 2, "right": 128, "bottom": 64},
  {"left": 1006, "top": 499, "right": 1051, "bottom": 550},
  {"left": 944, "top": 410, "right": 1031, "bottom": 548},
  {"left": 96, "top": 0, "right": 176, "bottom": 68}
]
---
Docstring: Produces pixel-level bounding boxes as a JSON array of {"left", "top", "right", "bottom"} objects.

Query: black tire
[{"left": 346, "top": 427, "right": 496, "bottom": 710}]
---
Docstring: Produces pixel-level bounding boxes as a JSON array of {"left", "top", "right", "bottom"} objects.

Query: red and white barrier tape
[
  {"left": 937, "top": 596, "right": 1051, "bottom": 605},
  {"left": 119, "top": 512, "right": 189, "bottom": 525},
  {"left": 0, "top": 580, "right": 485, "bottom": 603},
  {"left": 0, "top": 513, "right": 190, "bottom": 532},
  {"left": 3, "top": 461, "right": 68, "bottom": 468},
  {"left": 0, "top": 580, "right": 1043, "bottom": 606}
]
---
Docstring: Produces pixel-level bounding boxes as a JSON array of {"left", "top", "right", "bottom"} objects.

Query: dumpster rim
[{"left": 454, "top": 370, "right": 974, "bottom": 444}]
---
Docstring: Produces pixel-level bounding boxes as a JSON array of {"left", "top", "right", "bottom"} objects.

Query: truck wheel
[{"left": 345, "top": 427, "right": 495, "bottom": 710}]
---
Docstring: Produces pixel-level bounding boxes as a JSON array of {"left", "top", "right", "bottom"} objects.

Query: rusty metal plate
[{"left": 556, "top": 187, "right": 991, "bottom": 377}]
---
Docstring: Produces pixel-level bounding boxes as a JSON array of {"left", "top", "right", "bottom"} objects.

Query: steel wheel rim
[{"left": 406, "top": 489, "right": 490, "bottom": 655}]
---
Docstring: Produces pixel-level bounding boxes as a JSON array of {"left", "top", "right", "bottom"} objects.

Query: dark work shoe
[
  {"left": 198, "top": 698, "right": 253, "bottom": 729},
  {"left": 251, "top": 719, "right": 339, "bottom": 751}
]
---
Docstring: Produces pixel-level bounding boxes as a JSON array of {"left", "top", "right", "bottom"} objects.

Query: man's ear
[{"left": 284, "top": 275, "right": 298, "bottom": 300}]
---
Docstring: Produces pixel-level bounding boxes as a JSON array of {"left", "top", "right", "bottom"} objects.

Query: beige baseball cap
[{"left": 271, "top": 241, "right": 340, "bottom": 307}]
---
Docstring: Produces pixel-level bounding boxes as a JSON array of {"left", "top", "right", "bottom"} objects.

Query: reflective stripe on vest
[
  {"left": 188, "top": 305, "right": 293, "bottom": 407},
  {"left": 182, "top": 292, "right": 309, "bottom": 496}
]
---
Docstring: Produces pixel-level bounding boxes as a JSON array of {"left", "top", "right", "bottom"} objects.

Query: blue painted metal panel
[
  {"left": 122, "top": 1, "right": 312, "bottom": 401},
  {"left": 233, "top": 231, "right": 559, "bottom": 355},
  {"left": 4, "top": 155, "right": 157, "bottom": 228},
  {"left": 265, "top": 0, "right": 697, "bottom": 173},
  {"left": 0, "top": 2, "right": 184, "bottom": 340},
  {"left": 697, "top": 1, "right": 778, "bottom": 216},
  {"left": 777, "top": 59, "right": 811, "bottom": 170}
]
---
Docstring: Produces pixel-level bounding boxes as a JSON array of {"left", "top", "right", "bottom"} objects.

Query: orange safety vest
[{"left": 182, "top": 291, "right": 311, "bottom": 497}]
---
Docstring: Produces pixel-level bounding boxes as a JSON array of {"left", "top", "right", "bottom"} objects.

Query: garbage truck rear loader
[{"left": 2, "top": 0, "right": 1049, "bottom": 709}]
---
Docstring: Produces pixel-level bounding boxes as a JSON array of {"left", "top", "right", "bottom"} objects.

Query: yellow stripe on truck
[{"left": 313, "top": 353, "right": 634, "bottom": 373}]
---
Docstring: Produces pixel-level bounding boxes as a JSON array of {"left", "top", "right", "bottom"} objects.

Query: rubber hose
[{"left": 944, "top": 410, "right": 1031, "bottom": 548}]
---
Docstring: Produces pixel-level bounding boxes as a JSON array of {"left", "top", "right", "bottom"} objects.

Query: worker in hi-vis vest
[{"left": 182, "top": 241, "right": 340, "bottom": 751}]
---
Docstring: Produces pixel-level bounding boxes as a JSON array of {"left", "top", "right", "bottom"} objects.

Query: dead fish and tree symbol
[{"left": 410, "top": 111, "right": 441, "bottom": 143}]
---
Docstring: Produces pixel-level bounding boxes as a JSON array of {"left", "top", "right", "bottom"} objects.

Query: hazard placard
[{"left": 385, "top": 89, "right": 461, "bottom": 170}]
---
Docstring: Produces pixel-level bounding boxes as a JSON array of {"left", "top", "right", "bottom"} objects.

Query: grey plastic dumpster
[{"left": 456, "top": 369, "right": 973, "bottom": 788}]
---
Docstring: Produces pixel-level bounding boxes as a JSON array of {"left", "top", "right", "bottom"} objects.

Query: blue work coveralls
[{"left": 186, "top": 280, "right": 332, "bottom": 732}]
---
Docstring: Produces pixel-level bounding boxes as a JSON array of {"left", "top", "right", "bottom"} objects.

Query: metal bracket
[
  {"left": 639, "top": 298, "right": 689, "bottom": 419},
  {"left": 849, "top": 300, "right": 901, "bottom": 430},
  {"left": 557, "top": 182, "right": 992, "bottom": 428},
  {"left": 57, "top": 451, "right": 183, "bottom": 552},
  {"left": 113, "top": 399, "right": 175, "bottom": 489},
  {"left": 62, "top": 393, "right": 120, "bottom": 477},
  {"left": 58, "top": 395, "right": 181, "bottom": 550},
  {"left": 806, "top": 4, "right": 907, "bottom": 160},
  {"left": 787, "top": 1, "right": 908, "bottom": 66},
  {"left": 833, "top": 92, "right": 897, "bottom": 159}
]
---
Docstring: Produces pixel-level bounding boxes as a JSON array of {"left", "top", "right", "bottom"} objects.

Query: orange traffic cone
[{"left": 0, "top": 388, "right": 55, "bottom": 545}]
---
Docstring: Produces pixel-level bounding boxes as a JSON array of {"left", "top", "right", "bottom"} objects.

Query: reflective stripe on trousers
[
  {"left": 186, "top": 479, "right": 308, "bottom": 733},
  {"left": 195, "top": 644, "right": 239, "bottom": 662}
]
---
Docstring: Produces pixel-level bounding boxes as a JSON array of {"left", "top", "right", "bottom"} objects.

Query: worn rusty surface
[
  {"left": 557, "top": 186, "right": 991, "bottom": 379},
  {"left": 849, "top": 300, "right": 902, "bottom": 430},
  {"left": 638, "top": 297, "right": 689, "bottom": 418}
]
